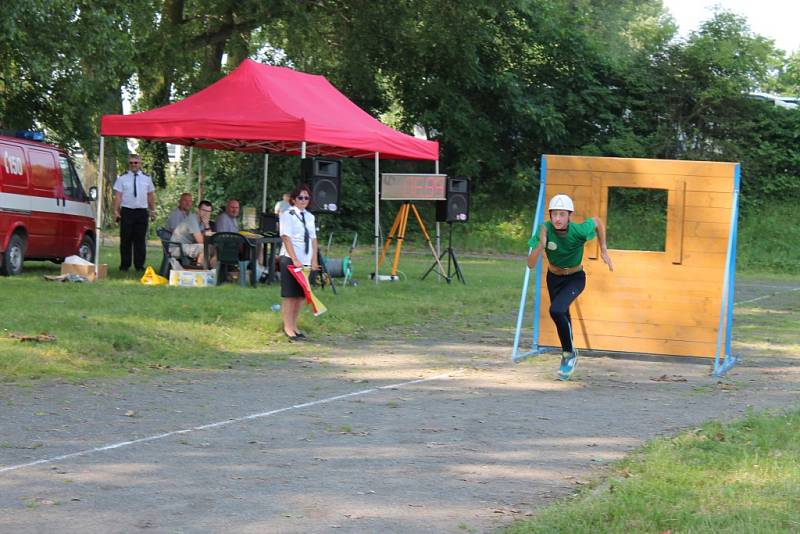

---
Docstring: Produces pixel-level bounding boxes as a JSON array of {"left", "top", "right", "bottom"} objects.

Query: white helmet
[{"left": 548, "top": 194, "right": 574, "bottom": 212}]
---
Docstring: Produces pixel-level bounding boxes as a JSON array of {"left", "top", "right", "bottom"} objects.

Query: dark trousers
[
  {"left": 120, "top": 207, "right": 149, "bottom": 270},
  {"left": 546, "top": 270, "right": 586, "bottom": 352}
]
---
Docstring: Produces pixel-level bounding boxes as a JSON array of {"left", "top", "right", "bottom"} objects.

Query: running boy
[{"left": 527, "top": 194, "right": 613, "bottom": 380}]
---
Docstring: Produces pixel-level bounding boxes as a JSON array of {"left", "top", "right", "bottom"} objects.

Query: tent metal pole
[
  {"left": 187, "top": 147, "right": 193, "bottom": 191},
  {"left": 375, "top": 152, "right": 380, "bottom": 284},
  {"left": 435, "top": 160, "right": 440, "bottom": 281},
  {"left": 301, "top": 141, "right": 306, "bottom": 159},
  {"left": 95, "top": 136, "right": 106, "bottom": 276},
  {"left": 197, "top": 153, "right": 204, "bottom": 200},
  {"left": 262, "top": 153, "right": 269, "bottom": 213}
]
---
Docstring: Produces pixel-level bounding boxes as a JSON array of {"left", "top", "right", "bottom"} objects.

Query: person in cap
[{"left": 526, "top": 194, "right": 613, "bottom": 380}]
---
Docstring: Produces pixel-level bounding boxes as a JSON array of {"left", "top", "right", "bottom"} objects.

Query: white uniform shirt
[
  {"left": 279, "top": 207, "right": 316, "bottom": 265},
  {"left": 113, "top": 170, "right": 155, "bottom": 209}
]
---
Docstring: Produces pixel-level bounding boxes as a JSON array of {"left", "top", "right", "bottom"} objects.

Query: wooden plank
[
  {"left": 685, "top": 221, "right": 729, "bottom": 239},
  {"left": 679, "top": 252, "right": 727, "bottom": 269},
  {"left": 537, "top": 300, "right": 720, "bottom": 331},
  {"left": 549, "top": 170, "right": 733, "bottom": 193},
  {"left": 684, "top": 206, "right": 733, "bottom": 224},
  {"left": 589, "top": 175, "right": 601, "bottom": 259},
  {"left": 544, "top": 154, "right": 737, "bottom": 179},
  {"left": 562, "top": 304, "right": 721, "bottom": 328},
  {"left": 669, "top": 179, "right": 685, "bottom": 264},
  {"left": 541, "top": 294, "right": 720, "bottom": 313},
  {"left": 563, "top": 319, "right": 718, "bottom": 344},
  {"left": 537, "top": 286, "right": 724, "bottom": 311},
  {"left": 547, "top": 173, "right": 594, "bottom": 187},
  {"left": 685, "top": 191, "right": 734, "bottom": 208},
  {"left": 584, "top": 250, "right": 727, "bottom": 270},
  {"left": 558, "top": 295, "right": 720, "bottom": 314},
  {"left": 582, "top": 253, "right": 728, "bottom": 279},
  {"left": 683, "top": 237, "right": 728, "bottom": 253},
  {"left": 538, "top": 330, "right": 716, "bottom": 358},
  {"left": 587, "top": 274, "right": 723, "bottom": 292}
]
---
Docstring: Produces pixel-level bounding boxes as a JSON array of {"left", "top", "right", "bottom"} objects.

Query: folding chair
[{"left": 156, "top": 227, "right": 191, "bottom": 277}]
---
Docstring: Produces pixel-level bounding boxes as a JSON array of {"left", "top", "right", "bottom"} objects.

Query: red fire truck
[{"left": 0, "top": 131, "right": 96, "bottom": 275}]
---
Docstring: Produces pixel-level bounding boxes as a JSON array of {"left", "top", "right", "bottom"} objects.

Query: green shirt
[{"left": 528, "top": 219, "right": 596, "bottom": 268}]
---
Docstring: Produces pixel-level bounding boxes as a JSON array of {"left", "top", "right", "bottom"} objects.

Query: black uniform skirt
[{"left": 280, "top": 256, "right": 305, "bottom": 298}]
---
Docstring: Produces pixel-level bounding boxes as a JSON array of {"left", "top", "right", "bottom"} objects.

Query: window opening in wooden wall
[{"left": 606, "top": 187, "right": 667, "bottom": 251}]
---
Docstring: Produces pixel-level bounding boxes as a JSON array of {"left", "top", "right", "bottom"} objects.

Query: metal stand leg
[{"left": 422, "top": 223, "right": 465, "bottom": 284}]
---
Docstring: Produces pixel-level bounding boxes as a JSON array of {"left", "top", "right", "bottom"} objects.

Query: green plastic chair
[{"left": 208, "top": 232, "right": 250, "bottom": 287}]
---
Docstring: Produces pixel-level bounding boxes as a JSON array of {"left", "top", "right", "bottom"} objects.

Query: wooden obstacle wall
[{"left": 538, "top": 155, "right": 737, "bottom": 358}]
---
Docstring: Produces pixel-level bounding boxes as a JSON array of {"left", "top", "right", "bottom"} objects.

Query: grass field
[
  {"left": 503, "top": 408, "right": 800, "bottom": 533},
  {"left": 0, "top": 242, "right": 521, "bottom": 380}
]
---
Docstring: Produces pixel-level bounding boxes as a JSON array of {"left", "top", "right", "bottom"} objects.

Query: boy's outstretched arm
[{"left": 592, "top": 217, "right": 614, "bottom": 272}]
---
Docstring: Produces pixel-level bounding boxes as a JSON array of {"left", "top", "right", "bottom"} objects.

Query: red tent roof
[{"left": 100, "top": 59, "right": 438, "bottom": 161}]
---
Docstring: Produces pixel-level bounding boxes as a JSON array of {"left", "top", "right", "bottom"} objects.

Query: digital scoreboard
[{"left": 380, "top": 173, "right": 447, "bottom": 201}]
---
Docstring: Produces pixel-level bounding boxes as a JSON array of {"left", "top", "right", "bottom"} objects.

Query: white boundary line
[
  {"left": 734, "top": 286, "right": 800, "bottom": 306},
  {"left": 0, "top": 370, "right": 462, "bottom": 475}
]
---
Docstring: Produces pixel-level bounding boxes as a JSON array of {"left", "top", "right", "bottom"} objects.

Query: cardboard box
[
  {"left": 60, "top": 263, "right": 108, "bottom": 282},
  {"left": 169, "top": 269, "right": 217, "bottom": 287}
]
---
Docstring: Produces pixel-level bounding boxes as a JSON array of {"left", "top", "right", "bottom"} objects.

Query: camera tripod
[{"left": 422, "top": 222, "right": 465, "bottom": 285}]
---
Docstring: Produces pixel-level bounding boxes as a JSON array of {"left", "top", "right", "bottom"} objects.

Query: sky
[{"left": 663, "top": 0, "right": 800, "bottom": 53}]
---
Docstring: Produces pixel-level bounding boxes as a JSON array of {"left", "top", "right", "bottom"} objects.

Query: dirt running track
[{"left": 1, "top": 281, "right": 798, "bottom": 533}]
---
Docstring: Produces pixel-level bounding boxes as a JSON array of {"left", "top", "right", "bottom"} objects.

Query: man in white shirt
[
  {"left": 215, "top": 198, "right": 240, "bottom": 233},
  {"left": 165, "top": 192, "right": 192, "bottom": 233},
  {"left": 112, "top": 154, "right": 156, "bottom": 272}
]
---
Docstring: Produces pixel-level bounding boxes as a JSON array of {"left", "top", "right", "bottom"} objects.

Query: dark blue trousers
[{"left": 546, "top": 270, "right": 586, "bottom": 352}]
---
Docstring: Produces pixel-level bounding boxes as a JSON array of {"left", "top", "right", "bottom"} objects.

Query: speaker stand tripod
[
  {"left": 375, "top": 202, "right": 447, "bottom": 279},
  {"left": 422, "top": 222, "right": 465, "bottom": 285}
]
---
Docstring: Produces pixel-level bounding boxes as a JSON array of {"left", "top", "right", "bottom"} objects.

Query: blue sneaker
[{"left": 557, "top": 350, "right": 578, "bottom": 381}]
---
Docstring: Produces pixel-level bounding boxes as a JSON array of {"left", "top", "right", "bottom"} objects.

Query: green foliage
[
  {"left": 0, "top": 0, "right": 139, "bottom": 152},
  {"left": 605, "top": 188, "right": 667, "bottom": 251},
  {"left": 737, "top": 202, "right": 800, "bottom": 274},
  {"left": 1, "top": 1, "right": 799, "bottom": 225}
]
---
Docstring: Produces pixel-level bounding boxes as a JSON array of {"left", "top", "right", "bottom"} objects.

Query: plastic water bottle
[{"left": 271, "top": 304, "right": 281, "bottom": 312}]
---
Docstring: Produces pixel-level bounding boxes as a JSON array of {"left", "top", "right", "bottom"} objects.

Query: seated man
[
  {"left": 170, "top": 200, "right": 215, "bottom": 267},
  {"left": 215, "top": 198, "right": 240, "bottom": 233},
  {"left": 165, "top": 192, "right": 192, "bottom": 233}
]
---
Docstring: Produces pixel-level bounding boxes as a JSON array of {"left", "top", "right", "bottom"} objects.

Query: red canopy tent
[
  {"left": 96, "top": 59, "right": 440, "bottom": 278},
  {"left": 101, "top": 59, "right": 438, "bottom": 160}
]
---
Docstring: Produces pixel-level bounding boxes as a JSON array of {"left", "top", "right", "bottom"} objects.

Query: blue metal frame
[
  {"left": 512, "top": 157, "right": 550, "bottom": 362},
  {"left": 713, "top": 164, "right": 740, "bottom": 377}
]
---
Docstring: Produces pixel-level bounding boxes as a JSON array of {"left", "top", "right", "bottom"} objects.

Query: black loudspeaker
[
  {"left": 436, "top": 177, "right": 469, "bottom": 223},
  {"left": 301, "top": 158, "right": 341, "bottom": 213}
]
